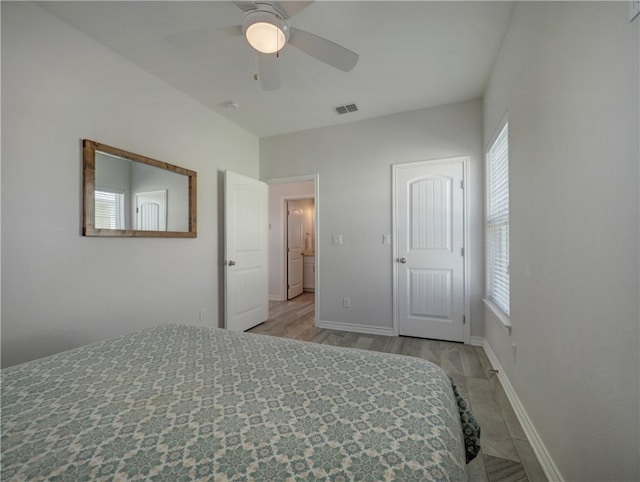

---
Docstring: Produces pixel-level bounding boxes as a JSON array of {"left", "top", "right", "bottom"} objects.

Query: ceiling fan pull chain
[{"left": 253, "top": 53, "right": 260, "bottom": 81}]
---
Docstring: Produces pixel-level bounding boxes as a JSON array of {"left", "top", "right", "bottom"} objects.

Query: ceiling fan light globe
[
  {"left": 245, "top": 22, "right": 286, "bottom": 53},
  {"left": 241, "top": 8, "right": 289, "bottom": 54}
]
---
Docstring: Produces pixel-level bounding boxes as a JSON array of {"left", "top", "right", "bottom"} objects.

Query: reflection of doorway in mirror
[{"left": 135, "top": 190, "right": 167, "bottom": 231}]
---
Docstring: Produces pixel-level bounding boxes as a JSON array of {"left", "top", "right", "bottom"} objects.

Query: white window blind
[
  {"left": 486, "top": 121, "right": 510, "bottom": 317},
  {"left": 95, "top": 189, "right": 125, "bottom": 229}
]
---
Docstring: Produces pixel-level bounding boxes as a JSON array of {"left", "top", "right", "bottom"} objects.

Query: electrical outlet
[
  {"left": 631, "top": 0, "right": 640, "bottom": 21},
  {"left": 343, "top": 297, "right": 351, "bottom": 308},
  {"left": 383, "top": 234, "right": 391, "bottom": 245},
  {"left": 199, "top": 308, "right": 206, "bottom": 321},
  {"left": 332, "top": 234, "right": 343, "bottom": 245}
]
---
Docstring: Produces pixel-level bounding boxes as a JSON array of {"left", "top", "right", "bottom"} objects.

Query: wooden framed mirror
[{"left": 83, "top": 139, "right": 197, "bottom": 237}]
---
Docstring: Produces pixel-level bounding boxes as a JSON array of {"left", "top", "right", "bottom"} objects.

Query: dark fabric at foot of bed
[{"left": 450, "top": 376, "right": 482, "bottom": 463}]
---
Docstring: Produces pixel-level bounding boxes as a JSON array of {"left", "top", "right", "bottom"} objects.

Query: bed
[{"left": 1, "top": 324, "right": 479, "bottom": 481}]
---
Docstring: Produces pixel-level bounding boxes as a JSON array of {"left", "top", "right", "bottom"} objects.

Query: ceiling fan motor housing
[{"left": 241, "top": 5, "right": 290, "bottom": 54}]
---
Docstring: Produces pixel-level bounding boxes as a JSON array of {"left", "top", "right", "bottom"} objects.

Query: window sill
[{"left": 483, "top": 298, "right": 512, "bottom": 335}]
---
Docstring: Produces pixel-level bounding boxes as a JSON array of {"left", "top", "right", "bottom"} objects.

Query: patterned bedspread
[{"left": 1, "top": 325, "right": 469, "bottom": 481}]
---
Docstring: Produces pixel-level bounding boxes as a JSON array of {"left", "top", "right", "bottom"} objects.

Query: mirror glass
[{"left": 83, "top": 140, "right": 197, "bottom": 237}]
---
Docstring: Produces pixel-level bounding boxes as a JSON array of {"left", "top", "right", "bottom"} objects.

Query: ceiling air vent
[{"left": 334, "top": 103, "right": 358, "bottom": 115}]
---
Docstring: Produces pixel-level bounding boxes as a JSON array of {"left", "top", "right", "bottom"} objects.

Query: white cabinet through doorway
[{"left": 303, "top": 255, "right": 315, "bottom": 291}]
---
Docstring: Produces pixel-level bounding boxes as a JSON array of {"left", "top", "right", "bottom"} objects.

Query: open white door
[
  {"left": 287, "top": 200, "right": 305, "bottom": 299},
  {"left": 225, "top": 170, "right": 269, "bottom": 331}
]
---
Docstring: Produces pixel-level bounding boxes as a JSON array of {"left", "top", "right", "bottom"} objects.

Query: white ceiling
[{"left": 40, "top": 1, "right": 514, "bottom": 138}]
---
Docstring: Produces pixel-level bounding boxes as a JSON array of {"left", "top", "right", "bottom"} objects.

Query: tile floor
[{"left": 249, "top": 292, "right": 548, "bottom": 482}]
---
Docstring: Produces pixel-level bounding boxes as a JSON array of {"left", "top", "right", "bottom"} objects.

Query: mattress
[{"left": 1, "top": 325, "right": 473, "bottom": 481}]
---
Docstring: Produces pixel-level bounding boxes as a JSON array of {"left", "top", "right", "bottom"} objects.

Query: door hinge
[
  {"left": 463, "top": 315, "right": 466, "bottom": 324},
  {"left": 461, "top": 247, "right": 464, "bottom": 256},
  {"left": 460, "top": 180, "right": 464, "bottom": 189}
]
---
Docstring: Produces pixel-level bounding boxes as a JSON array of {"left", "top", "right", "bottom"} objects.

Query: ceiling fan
[{"left": 167, "top": 1, "right": 359, "bottom": 91}]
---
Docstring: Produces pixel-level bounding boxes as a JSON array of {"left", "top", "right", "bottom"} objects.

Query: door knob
[
  {"left": 228, "top": 260, "right": 236, "bottom": 266},
  {"left": 398, "top": 257, "right": 407, "bottom": 264}
]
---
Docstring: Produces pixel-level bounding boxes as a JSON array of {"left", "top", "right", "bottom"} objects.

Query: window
[
  {"left": 95, "top": 189, "right": 125, "bottom": 229},
  {"left": 486, "top": 119, "right": 510, "bottom": 318}
]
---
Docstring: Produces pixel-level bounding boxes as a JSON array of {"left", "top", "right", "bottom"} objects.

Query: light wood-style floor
[{"left": 249, "top": 292, "right": 548, "bottom": 482}]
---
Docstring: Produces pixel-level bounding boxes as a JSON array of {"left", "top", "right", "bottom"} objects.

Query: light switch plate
[{"left": 631, "top": 0, "right": 640, "bottom": 21}]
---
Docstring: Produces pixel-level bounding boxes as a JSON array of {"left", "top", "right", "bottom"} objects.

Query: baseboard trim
[
  {"left": 269, "top": 295, "right": 285, "bottom": 302},
  {"left": 469, "top": 336, "right": 484, "bottom": 347},
  {"left": 482, "top": 341, "right": 564, "bottom": 482},
  {"left": 317, "top": 320, "right": 395, "bottom": 337}
]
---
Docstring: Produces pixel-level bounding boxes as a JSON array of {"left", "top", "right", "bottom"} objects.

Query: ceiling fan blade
[
  {"left": 232, "top": 1, "right": 257, "bottom": 12},
  {"left": 257, "top": 53, "right": 280, "bottom": 90},
  {"left": 288, "top": 27, "right": 358, "bottom": 72},
  {"left": 219, "top": 25, "right": 244, "bottom": 37},
  {"left": 165, "top": 25, "right": 242, "bottom": 49},
  {"left": 272, "top": 1, "right": 314, "bottom": 19}
]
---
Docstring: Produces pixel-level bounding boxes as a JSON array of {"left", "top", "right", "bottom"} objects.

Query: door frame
[
  {"left": 391, "top": 157, "right": 471, "bottom": 343},
  {"left": 265, "top": 174, "right": 320, "bottom": 328}
]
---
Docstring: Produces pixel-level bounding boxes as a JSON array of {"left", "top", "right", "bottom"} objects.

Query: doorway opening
[{"left": 264, "top": 175, "right": 319, "bottom": 331}]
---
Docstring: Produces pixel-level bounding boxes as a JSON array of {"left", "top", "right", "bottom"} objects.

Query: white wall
[
  {"left": 267, "top": 181, "right": 315, "bottom": 300},
  {"left": 1, "top": 2, "right": 259, "bottom": 367},
  {"left": 483, "top": 2, "right": 639, "bottom": 480},
  {"left": 260, "top": 100, "right": 484, "bottom": 337}
]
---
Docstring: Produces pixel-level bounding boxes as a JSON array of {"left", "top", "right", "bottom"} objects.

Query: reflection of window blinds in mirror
[{"left": 95, "top": 189, "right": 125, "bottom": 229}]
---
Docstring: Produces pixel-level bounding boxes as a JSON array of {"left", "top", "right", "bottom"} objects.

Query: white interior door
[
  {"left": 394, "top": 159, "right": 466, "bottom": 342},
  {"left": 287, "top": 200, "right": 304, "bottom": 299},
  {"left": 135, "top": 190, "right": 167, "bottom": 231},
  {"left": 225, "top": 170, "right": 268, "bottom": 331}
]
